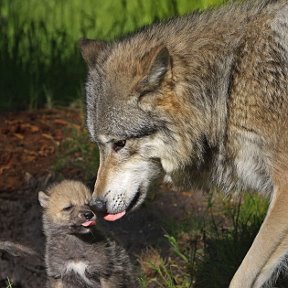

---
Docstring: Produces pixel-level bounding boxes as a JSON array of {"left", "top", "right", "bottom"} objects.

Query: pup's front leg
[{"left": 48, "top": 277, "right": 63, "bottom": 288}]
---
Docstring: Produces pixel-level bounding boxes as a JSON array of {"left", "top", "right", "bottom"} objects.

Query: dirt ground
[
  {"left": 2, "top": 109, "right": 288, "bottom": 288},
  {"left": 0, "top": 108, "right": 207, "bottom": 287}
]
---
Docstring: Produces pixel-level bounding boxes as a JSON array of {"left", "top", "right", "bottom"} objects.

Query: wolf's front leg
[
  {"left": 253, "top": 231, "right": 288, "bottom": 287},
  {"left": 230, "top": 173, "right": 288, "bottom": 288}
]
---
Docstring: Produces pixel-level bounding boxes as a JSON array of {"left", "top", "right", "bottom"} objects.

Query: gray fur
[
  {"left": 80, "top": 0, "right": 288, "bottom": 212},
  {"left": 40, "top": 181, "right": 136, "bottom": 288},
  {"left": 82, "top": 0, "right": 287, "bottom": 194},
  {"left": 80, "top": 0, "right": 288, "bottom": 287}
]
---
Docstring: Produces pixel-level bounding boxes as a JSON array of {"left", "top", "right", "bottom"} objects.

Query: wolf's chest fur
[{"left": 214, "top": 130, "right": 273, "bottom": 195}]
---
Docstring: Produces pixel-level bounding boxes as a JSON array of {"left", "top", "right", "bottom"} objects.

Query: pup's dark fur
[
  {"left": 39, "top": 180, "right": 136, "bottom": 288},
  {"left": 80, "top": 0, "right": 288, "bottom": 287}
]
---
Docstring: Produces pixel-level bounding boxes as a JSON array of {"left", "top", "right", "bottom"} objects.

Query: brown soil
[
  {"left": 0, "top": 109, "right": 83, "bottom": 287},
  {"left": 3, "top": 109, "right": 288, "bottom": 288},
  {"left": 0, "top": 108, "right": 207, "bottom": 288},
  {"left": 0, "top": 109, "right": 83, "bottom": 192}
]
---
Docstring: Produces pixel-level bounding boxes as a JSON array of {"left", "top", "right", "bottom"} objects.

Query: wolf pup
[
  {"left": 38, "top": 180, "right": 136, "bottom": 288},
  {"left": 80, "top": 0, "right": 288, "bottom": 287}
]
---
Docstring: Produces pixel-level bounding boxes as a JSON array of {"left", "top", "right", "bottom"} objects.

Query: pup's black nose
[
  {"left": 83, "top": 211, "right": 94, "bottom": 220},
  {"left": 90, "top": 198, "right": 107, "bottom": 213}
]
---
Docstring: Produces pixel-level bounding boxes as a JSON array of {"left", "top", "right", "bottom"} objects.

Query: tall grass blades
[
  {"left": 5, "top": 278, "right": 13, "bottom": 288},
  {"left": 0, "top": 0, "right": 225, "bottom": 111}
]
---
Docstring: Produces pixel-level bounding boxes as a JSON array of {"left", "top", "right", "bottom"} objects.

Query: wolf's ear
[
  {"left": 79, "top": 39, "right": 106, "bottom": 67},
  {"left": 138, "top": 46, "right": 170, "bottom": 93},
  {"left": 38, "top": 191, "right": 50, "bottom": 208}
]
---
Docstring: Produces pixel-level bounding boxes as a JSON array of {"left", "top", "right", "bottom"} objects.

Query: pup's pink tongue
[
  {"left": 81, "top": 220, "right": 96, "bottom": 227},
  {"left": 104, "top": 211, "right": 126, "bottom": 222}
]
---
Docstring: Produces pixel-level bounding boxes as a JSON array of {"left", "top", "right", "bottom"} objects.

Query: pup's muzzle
[{"left": 83, "top": 211, "right": 95, "bottom": 220}]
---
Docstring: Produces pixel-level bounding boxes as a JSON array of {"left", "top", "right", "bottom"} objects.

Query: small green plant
[
  {"left": 142, "top": 255, "right": 191, "bottom": 288},
  {"left": 138, "top": 234, "right": 197, "bottom": 287},
  {"left": 138, "top": 189, "right": 268, "bottom": 288},
  {"left": 165, "top": 235, "right": 189, "bottom": 264},
  {"left": 6, "top": 278, "right": 13, "bottom": 288},
  {"left": 195, "top": 191, "right": 268, "bottom": 288}
]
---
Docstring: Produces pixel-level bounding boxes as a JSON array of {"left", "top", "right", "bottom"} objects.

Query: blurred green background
[{"left": 0, "top": 0, "right": 225, "bottom": 111}]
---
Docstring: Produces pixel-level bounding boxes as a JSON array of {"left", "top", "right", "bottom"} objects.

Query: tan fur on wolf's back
[{"left": 80, "top": 0, "right": 288, "bottom": 287}]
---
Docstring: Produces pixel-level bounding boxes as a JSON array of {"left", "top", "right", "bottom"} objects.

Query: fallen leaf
[
  {"left": 54, "top": 119, "right": 68, "bottom": 126},
  {"left": 39, "top": 145, "right": 55, "bottom": 157},
  {"left": 24, "top": 155, "right": 36, "bottom": 162},
  {"left": 29, "top": 124, "right": 40, "bottom": 133},
  {"left": 0, "top": 163, "right": 12, "bottom": 175},
  {"left": 14, "top": 133, "right": 24, "bottom": 140},
  {"left": 23, "top": 149, "right": 38, "bottom": 156},
  {"left": 72, "top": 124, "right": 81, "bottom": 132},
  {"left": 42, "top": 133, "right": 54, "bottom": 140}
]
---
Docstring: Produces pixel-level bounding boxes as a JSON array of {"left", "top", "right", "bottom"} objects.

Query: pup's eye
[
  {"left": 62, "top": 205, "right": 73, "bottom": 211},
  {"left": 112, "top": 140, "right": 126, "bottom": 152}
]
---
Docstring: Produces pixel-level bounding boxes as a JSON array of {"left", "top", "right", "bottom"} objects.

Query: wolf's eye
[
  {"left": 62, "top": 205, "right": 73, "bottom": 211},
  {"left": 112, "top": 140, "right": 126, "bottom": 152}
]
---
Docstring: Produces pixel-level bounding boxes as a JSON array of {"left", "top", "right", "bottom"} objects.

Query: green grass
[
  {"left": 195, "top": 193, "right": 268, "bottom": 288},
  {"left": 0, "top": 0, "right": 226, "bottom": 111},
  {"left": 138, "top": 191, "right": 268, "bottom": 288},
  {"left": 52, "top": 125, "right": 99, "bottom": 182},
  {"left": 5, "top": 278, "right": 13, "bottom": 288}
]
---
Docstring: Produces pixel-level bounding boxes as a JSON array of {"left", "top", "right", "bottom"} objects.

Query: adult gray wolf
[
  {"left": 80, "top": 0, "right": 288, "bottom": 287},
  {"left": 38, "top": 180, "right": 136, "bottom": 288}
]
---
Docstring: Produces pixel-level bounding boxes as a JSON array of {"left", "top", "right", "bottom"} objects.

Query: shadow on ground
[
  {"left": 0, "top": 175, "right": 201, "bottom": 287},
  {"left": 1, "top": 176, "right": 288, "bottom": 288}
]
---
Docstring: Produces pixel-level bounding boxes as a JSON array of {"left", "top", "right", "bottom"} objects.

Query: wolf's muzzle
[{"left": 89, "top": 198, "right": 107, "bottom": 213}]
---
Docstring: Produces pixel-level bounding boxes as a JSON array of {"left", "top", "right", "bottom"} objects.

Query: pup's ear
[
  {"left": 38, "top": 191, "right": 50, "bottom": 208},
  {"left": 79, "top": 39, "right": 106, "bottom": 67},
  {"left": 137, "top": 46, "right": 170, "bottom": 94}
]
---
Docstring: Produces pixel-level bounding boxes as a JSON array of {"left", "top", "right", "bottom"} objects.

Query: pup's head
[
  {"left": 80, "top": 37, "right": 207, "bottom": 221},
  {"left": 38, "top": 180, "right": 97, "bottom": 235}
]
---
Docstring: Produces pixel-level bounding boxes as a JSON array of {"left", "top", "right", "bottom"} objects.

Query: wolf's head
[
  {"left": 80, "top": 37, "right": 209, "bottom": 221},
  {"left": 38, "top": 180, "right": 97, "bottom": 235}
]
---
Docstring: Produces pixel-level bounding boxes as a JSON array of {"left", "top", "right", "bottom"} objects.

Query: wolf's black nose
[
  {"left": 90, "top": 198, "right": 107, "bottom": 213},
  {"left": 83, "top": 211, "right": 94, "bottom": 220}
]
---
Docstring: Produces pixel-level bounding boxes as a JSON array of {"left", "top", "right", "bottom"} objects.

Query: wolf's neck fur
[{"left": 160, "top": 2, "right": 278, "bottom": 193}]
